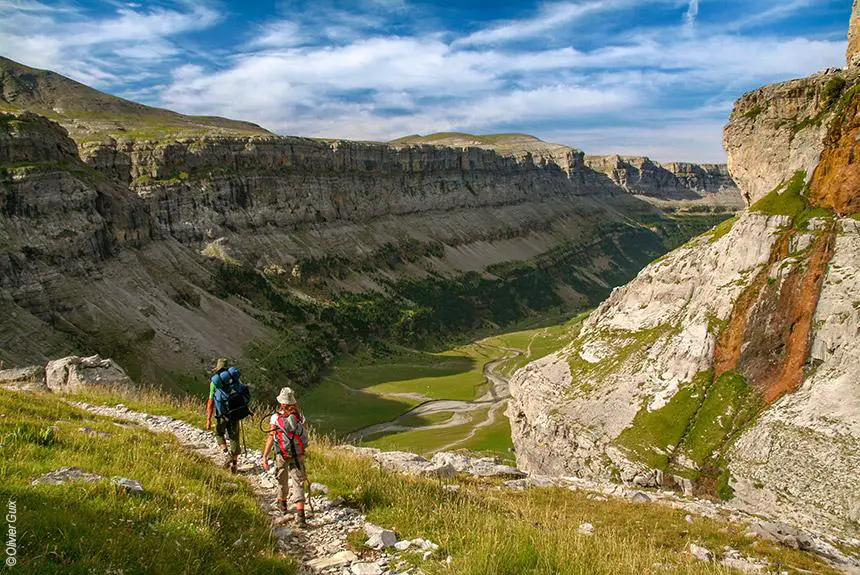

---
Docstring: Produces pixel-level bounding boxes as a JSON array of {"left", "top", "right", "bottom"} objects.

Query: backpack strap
[{"left": 275, "top": 414, "right": 305, "bottom": 459}]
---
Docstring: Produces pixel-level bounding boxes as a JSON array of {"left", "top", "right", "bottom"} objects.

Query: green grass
[
  {"left": 362, "top": 408, "right": 490, "bottom": 455},
  {"left": 615, "top": 372, "right": 710, "bottom": 470},
  {"left": 568, "top": 324, "right": 678, "bottom": 397},
  {"left": 300, "top": 379, "right": 419, "bottom": 436},
  {"left": 306, "top": 445, "right": 837, "bottom": 575},
  {"left": 487, "top": 314, "right": 585, "bottom": 377},
  {"left": 751, "top": 171, "right": 808, "bottom": 217},
  {"left": 457, "top": 407, "right": 515, "bottom": 462},
  {"left": 673, "top": 372, "right": 762, "bottom": 488},
  {"left": 749, "top": 170, "right": 836, "bottom": 230},
  {"left": 301, "top": 343, "right": 504, "bottom": 439},
  {"left": 0, "top": 390, "right": 292, "bottom": 574},
  {"left": 708, "top": 215, "right": 739, "bottom": 243},
  {"left": 398, "top": 411, "right": 456, "bottom": 427}
]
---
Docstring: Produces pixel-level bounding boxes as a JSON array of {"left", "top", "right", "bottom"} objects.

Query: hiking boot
[
  {"left": 230, "top": 461, "right": 237, "bottom": 474},
  {"left": 277, "top": 499, "right": 289, "bottom": 515},
  {"left": 296, "top": 509, "right": 307, "bottom": 529},
  {"left": 222, "top": 454, "right": 232, "bottom": 470}
]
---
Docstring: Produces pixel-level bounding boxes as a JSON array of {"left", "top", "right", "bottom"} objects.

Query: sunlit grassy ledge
[
  {"left": 56, "top": 386, "right": 843, "bottom": 575},
  {"left": 0, "top": 390, "right": 292, "bottom": 575}
]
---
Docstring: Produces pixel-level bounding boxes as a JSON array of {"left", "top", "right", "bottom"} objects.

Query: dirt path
[
  {"left": 67, "top": 401, "right": 372, "bottom": 574},
  {"left": 347, "top": 348, "right": 522, "bottom": 444}
]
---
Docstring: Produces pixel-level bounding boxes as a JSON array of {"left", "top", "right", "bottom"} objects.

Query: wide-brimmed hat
[
  {"left": 276, "top": 386, "right": 297, "bottom": 405},
  {"left": 211, "top": 357, "right": 229, "bottom": 373}
]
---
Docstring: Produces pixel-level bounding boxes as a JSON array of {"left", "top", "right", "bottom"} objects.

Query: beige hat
[
  {"left": 276, "top": 387, "right": 297, "bottom": 405},
  {"left": 211, "top": 357, "right": 229, "bottom": 373}
]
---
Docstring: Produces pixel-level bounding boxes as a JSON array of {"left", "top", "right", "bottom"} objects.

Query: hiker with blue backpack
[
  {"left": 261, "top": 387, "right": 310, "bottom": 528},
  {"left": 205, "top": 358, "right": 252, "bottom": 474}
]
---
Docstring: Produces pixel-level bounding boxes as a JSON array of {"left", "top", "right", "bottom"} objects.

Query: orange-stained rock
[{"left": 808, "top": 85, "right": 860, "bottom": 215}]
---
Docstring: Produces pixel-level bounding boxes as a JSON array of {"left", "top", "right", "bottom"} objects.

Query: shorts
[
  {"left": 214, "top": 418, "right": 240, "bottom": 456},
  {"left": 276, "top": 454, "right": 307, "bottom": 504}
]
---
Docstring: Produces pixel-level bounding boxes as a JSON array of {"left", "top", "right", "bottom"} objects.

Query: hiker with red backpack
[
  {"left": 205, "top": 358, "right": 252, "bottom": 474},
  {"left": 261, "top": 387, "right": 310, "bottom": 528}
]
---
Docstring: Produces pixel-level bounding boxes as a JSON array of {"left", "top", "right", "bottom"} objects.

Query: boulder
[
  {"left": 376, "top": 451, "right": 456, "bottom": 478},
  {"left": 0, "top": 365, "right": 47, "bottom": 391},
  {"left": 431, "top": 452, "right": 526, "bottom": 478},
  {"left": 747, "top": 521, "right": 812, "bottom": 550},
  {"left": 45, "top": 355, "right": 133, "bottom": 393},
  {"left": 629, "top": 492, "right": 651, "bottom": 503}
]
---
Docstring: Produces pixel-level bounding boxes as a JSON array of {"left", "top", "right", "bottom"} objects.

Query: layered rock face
[
  {"left": 0, "top": 114, "right": 276, "bottom": 380},
  {"left": 509, "top": 26, "right": 860, "bottom": 537},
  {"left": 2, "top": 103, "right": 733, "bottom": 384},
  {"left": 584, "top": 155, "right": 743, "bottom": 206}
]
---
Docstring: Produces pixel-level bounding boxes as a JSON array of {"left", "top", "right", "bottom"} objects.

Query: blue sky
[{"left": 0, "top": 0, "right": 852, "bottom": 162}]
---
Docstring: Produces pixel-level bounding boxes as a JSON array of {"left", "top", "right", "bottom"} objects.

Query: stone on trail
[
  {"left": 351, "top": 563, "right": 383, "bottom": 575},
  {"left": 365, "top": 522, "right": 397, "bottom": 549},
  {"left": 112, "top": 477, "right": 144, "bottom": 494},
  {"left": 306, "top": 550, "right": 358, "bottom": 570},
  {"left": 394, "top": 540, "right": 412, "bottom": 551},
  {"left": 689, "top": 543, "right": 714, "bottom": 562},
  {"left": 31, "top": 467, "right": 103, "bottom": 486},
  {"left": 310, "top": 482, "right": 329, "bottom": 494},
  {"left": 577, "top": 522, "right": 594, "bottom": 536}
]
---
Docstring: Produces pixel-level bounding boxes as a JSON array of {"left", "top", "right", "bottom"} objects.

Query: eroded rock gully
[{"left": 714, "top": 220, "right": 837, "bottom": 404}]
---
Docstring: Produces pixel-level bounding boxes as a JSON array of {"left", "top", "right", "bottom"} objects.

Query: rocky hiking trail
[
  {"left": 60, "top": 398, "right": 860, "bottom": 575},
  {"left": 68, "top": 401, "right": 442, "bottom": 575},
  {"left": 347, "top": 345, "right": 521, "bottom": 443}
]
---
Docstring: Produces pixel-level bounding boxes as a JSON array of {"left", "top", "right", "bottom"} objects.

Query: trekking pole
[{"left": 241, "top": 419, "right": 249, "bottom": 456}]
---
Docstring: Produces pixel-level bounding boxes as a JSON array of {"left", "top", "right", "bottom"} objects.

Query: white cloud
[
  {"left": 249, "top": 21, "right": 305, "bottom": 49},
  {"left": 458, "top": 0, "right": 626, "bottom": 46},
  {"left": 0, "top": 2, "right": 220, "bottom": 86},
  {"left": 683, "top": 0, "right": 699, "bottom": 35},
  {"left": 0, "top": 0, "right": 850, "bottom": 162}
]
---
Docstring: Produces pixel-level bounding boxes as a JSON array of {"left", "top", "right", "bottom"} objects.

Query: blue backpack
[{"left": 211, "top": 367, "right": 252, "bottom": 422}]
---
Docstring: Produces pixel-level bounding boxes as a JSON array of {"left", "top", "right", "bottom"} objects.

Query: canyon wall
[
  {"left": 508, "top": 56, "right": 860, "bottom": 536},
  {"left": 2, "top": 106, "right": 732, "bottom": 385}
]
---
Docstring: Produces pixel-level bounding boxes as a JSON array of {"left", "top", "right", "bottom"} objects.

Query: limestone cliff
[
  {"left": 584, "top": 155, "right": 743, "bottom": 208},
  {"left": 849, "top": 0, "right": 859, "bottom": 68},
  {"left": 1, "top": 58, "right": 742, "bottom": 388},
  {"left": 509, "top": 20, "right": 860, "bottom": 539},
  {"left": 392, "top": 133, "right": 744, "bottom": 210}
]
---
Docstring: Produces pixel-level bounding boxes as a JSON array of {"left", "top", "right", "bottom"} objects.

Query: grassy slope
[
  {"left": 58, "top": 387, "right": 836, "bottom": 574},
  {"left": 0, "top": 390, "right": 292, "bottom": 574},
  {"left": 311, "top": 448, "right": 836, "bottom": 575}
]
